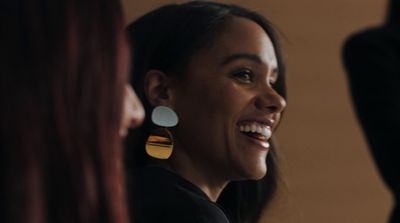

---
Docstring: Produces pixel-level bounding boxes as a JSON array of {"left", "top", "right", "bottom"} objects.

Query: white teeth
[
  {"left": 262, "top": 128, "right": 272, "bottom": 139},
  {"left": 251, "top": 124, "right": 256, "bottom": 132},
  {"left": 238, "top": 122, "right": 272, "bottom": 139}
]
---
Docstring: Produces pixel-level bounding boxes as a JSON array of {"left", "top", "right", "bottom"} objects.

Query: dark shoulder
[
  {"left": 342, "top": 26, "right": 400, "bottom": 77},
  {"left": 344, "top": 26, "right": 400, "bottom": 55},
  {"left": 127, "top": 167, "right": 230, "bottom": 223}
]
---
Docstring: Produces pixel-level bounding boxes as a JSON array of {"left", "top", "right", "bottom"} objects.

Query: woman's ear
[{"left": 144, "top": 69, "right": 174, "bottom": 106}]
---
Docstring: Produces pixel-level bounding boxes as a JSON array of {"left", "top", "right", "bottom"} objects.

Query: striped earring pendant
[
  {"left": 146, "top": 128, "right": 174, "bottom": 159},
  {"left": 145, "top": 106, "right": 178, "bottom": 159}
]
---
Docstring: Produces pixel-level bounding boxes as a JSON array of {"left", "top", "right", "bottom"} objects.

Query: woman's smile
[{"left": 238, "top": 121, "right": 273, "bottom": 140}]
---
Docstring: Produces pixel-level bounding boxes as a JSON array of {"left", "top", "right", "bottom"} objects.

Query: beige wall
[{"left": 122, "top": 1, "right": 392, "bottom": 222}]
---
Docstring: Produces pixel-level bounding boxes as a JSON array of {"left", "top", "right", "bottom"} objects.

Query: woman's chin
[
  {"left": 235, "top": 164, "right": 267, "bottom": 181},
  {"left": 251, "top": 167, "right": 268, "bottom": 180}
]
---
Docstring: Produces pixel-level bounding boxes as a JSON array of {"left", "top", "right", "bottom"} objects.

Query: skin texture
[{"left": 146, "top": 17, "right": 286, "bottom": 201}]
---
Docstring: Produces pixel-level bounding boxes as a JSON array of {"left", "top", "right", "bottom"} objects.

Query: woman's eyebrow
[{"left": 221, "top": 53, "right": 262, "bottom": 65}]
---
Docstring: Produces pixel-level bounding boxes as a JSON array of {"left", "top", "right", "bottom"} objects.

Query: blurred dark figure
[{"left": 343, "top": 0, "right": 400, "bottom": 222}]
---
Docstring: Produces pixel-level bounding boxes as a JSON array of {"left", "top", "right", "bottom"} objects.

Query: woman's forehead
[{"left": 191, "top": 17, "right": 277, "bottom": 69}]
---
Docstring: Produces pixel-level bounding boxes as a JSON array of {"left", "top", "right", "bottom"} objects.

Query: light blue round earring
[{"left": 145, "top": 106, "right": 178, "bottom": 159}]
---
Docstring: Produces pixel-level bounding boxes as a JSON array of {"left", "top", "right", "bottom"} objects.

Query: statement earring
[{"left": 145, "top": 106, "right": 178, "bottom": 159}]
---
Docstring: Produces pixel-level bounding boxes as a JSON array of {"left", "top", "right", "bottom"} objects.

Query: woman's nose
[
  {"left": 120, "top": 84, "right": 144, "bottom": 137},
  {"left": 255, "top": 87, "right": 286, "bottom": 114}
]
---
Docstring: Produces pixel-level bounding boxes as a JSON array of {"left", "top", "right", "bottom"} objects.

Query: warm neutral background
[{"left": 122, "top": 1, "right": 392, "bottom": 222}]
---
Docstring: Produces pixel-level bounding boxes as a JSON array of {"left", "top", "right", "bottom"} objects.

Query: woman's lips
[{"left": 240, "top": 132, "right": 270, "bottom": 149}]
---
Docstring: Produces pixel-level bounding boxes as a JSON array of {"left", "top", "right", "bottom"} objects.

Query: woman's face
[{"left": 171, "top": 17, "right": 286, "bottom": 181}]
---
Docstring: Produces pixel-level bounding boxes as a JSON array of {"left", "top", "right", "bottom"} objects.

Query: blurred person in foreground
[{"left": 0, "top": 0, "right": 144, "bottom": 222}]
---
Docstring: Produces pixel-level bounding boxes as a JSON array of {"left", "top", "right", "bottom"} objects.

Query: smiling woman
[{"left": 125, "top": 1, "right": 287, "bottom": 223}]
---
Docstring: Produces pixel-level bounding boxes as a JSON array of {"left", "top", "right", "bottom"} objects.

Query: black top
[
  {"left": 127, "top": 166, "right": 231, "bottom": 223},
  {"left": 343, "top": 24, "right": 400, "bottom": 223}
]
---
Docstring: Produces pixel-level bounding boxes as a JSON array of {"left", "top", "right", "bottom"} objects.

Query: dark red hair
[{"left": 1, "top": 0, "right": 129, "bottom": 223}]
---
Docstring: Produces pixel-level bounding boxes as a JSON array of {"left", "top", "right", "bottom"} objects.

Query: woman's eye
[{"left": 231, "top": 69, "right": 254, "bottom": 83}]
